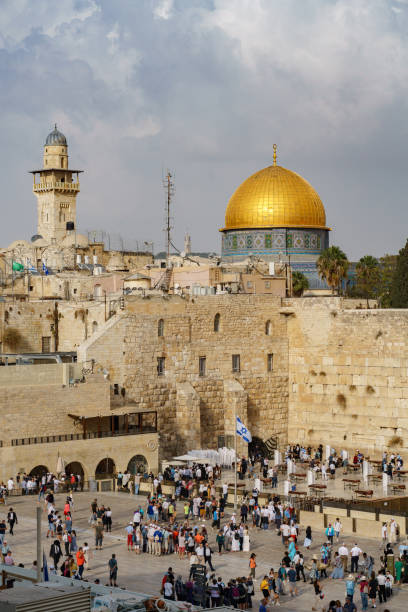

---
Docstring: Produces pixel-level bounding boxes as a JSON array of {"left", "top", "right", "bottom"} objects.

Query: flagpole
[{"left": 234, "top": 405, "right": 237, "bottom": 512}]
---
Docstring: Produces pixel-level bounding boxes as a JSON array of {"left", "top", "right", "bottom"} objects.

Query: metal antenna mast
[{"left": 163, "top": 170, "right": 175, "bottom": 267}]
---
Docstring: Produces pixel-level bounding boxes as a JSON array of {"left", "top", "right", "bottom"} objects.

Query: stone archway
[
  {"left": 127, "top": 454, "right": 148, "bottom": 475},
  {"left": 95, "top": 457, "right": 116, "bottom": 480},
  {"left": 29, "top": 465, "right": 49, "bottom": 478},
  {"left": 64, "top": 461, "right": 85, "bottom": 486}
]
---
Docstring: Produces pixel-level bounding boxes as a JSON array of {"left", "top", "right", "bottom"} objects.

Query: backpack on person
[{"left": 231, "top": 586, "right": 240, "bottom": 600}]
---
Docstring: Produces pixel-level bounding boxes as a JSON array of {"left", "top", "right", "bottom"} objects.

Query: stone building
[
  {"left": 0, "top": 360, "right": 158, "bottom": 482},
  {"left": 0, "top": 126, "right": 152, "bottom": 284}
]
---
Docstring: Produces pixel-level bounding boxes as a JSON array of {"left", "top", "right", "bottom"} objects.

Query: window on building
[
  {"left": 214, "top": 313, "right": 220, "bottom": 332},
  {"left": 247, "top": 281, "right": 253, "bottom": 288},
  {"left": 41, "top": 336, "right": 51, "bottom": 353},
  {"left": 199, "top": 356, "right": 206, "bottom": 377},
  {"left": 113, "top": 383, "right": 119, "bottom": 395},
  {"left": 29, "top": 286, "right": 33, "bottom": 292},
  {"left": 158, "top": 318, "right": 164, "bottom": 337},
  {"left": 157, "top": 357, "right": 165, "bottom": 376},
  {"left": 232, "top": 354, "right": 240, "bottom": 373},
  {"left": 265, "top": 281, "right": 271, "bottom": 289},
  {"left": 267, "top": 353, "right": 274, "bottom": 372},
  {"left": 265, "top": 320, "right": 272, "bottom": 335},
  {"left": 73, "top": 288, "right": 77, "bottom": 294}
]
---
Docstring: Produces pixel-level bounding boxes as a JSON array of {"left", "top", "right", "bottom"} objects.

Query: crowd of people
[{"left": 0, "top": 446, "right": 407, "bottom": 611}]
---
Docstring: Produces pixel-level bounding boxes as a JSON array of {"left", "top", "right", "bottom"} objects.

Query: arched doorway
[
  {"left": 65, "top": 461, "right": 85, "bottom": 481},
  {"left": 127, "top": 455, "right": 148, "bottom": 475},
  {"left": 29, "top": 465, "right": 49, "bottom": 478},
  {"left": 95, "top": 458, "right": 116, "bottom": 480}
]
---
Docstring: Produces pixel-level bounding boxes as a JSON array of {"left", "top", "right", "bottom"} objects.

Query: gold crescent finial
[{"left": 273, "top": 143, "right": 277, "bottom": 166}]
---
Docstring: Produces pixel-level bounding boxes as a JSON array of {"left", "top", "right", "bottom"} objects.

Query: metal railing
[{"left": 11, "top": 427, "right": 156, "bottom": 447}]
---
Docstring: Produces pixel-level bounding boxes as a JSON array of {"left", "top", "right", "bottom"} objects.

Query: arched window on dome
[
  {"left": 265, "top": 320, "right": 272, "bottom": 335},
  {"left": 214, "top": 313, "right": 220, "bottom": 333},
  {"left": 158, "top": 318, "right": 164, "bottom": 337}
]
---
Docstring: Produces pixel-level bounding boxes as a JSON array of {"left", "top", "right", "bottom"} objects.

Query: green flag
[{"left": 12, "top": 261, "right": 24, "bottom": 271}]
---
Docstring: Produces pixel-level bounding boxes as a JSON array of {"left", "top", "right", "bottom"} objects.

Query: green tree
[
  {"left": 390, "top": 239, "right": 408, "bottom": 307},
  {"left": 317, "top": 246, "right": 349, "bottom": 294},
  {"left": 355, "top": 255, "right": 380, "bottom": 307},
  {"left": 292, "top": 271, "right": 309, "bottom": 297},
  {"left": 378, "top": 254, "right": 397, "bottom": 308}
]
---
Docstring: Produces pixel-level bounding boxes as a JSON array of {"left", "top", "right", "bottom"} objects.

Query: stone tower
[{"left": 30, "top": 125, "right": 83, "bottom": 243}]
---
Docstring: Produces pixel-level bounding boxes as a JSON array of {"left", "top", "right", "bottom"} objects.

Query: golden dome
[{"left": 222, "top": 154, "right": 327, "bottom": 231}]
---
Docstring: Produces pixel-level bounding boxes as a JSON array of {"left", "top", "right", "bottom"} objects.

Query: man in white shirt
[
  {"left": 338, "top": 543, "right": 349, "bottom": 572},
  {"left": 350, "top": 542, "right": 362, "bottom": 573},
  {"left": 334, "top": 519, "right": 342, "bottom": 542},
  {"left": 280, "top": 522, "right": 290, "bottom": 545},
  {"left": 377, "top": 570, "right": 387, "bottom": 604}
]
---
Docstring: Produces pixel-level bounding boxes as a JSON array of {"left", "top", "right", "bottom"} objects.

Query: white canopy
[{"left": 173, "top": 454, "right": 204, "bottom": 462}]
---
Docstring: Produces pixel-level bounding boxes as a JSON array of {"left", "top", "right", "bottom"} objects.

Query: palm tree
[
  {"left": 317, "top": 246, "right": 349, "bottom": 294},
  {"left": 292, "top": 271, "right": 309, "bottom": 297},
  {"left": 356, "top": 255, "right": 380, "bottom": 307}
]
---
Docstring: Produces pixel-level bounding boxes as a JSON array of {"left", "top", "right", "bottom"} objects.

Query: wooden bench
[
  {"left": 354, "top": 489, "right": 373, "bottom": 499},
  {"left": 343, "top": 478, "right": 361, "bottom": 491},
  {"left": 390, "top": 484, "right": 406, "bottom": 495}
]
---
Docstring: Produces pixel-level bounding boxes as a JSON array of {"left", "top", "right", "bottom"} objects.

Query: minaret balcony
[{"left": 33, "top": 181, "right": 80, "bottom": 193}]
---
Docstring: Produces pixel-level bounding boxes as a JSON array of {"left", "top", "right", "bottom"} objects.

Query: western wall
[
  {"left": 287, "top": 297, "right": 408, "bottom": 455},
  {"left": 78, "top": 294, "right": 408, "bottom": 459}
]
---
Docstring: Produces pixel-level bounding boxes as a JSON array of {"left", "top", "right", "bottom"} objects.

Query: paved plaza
[{"left": 1, "top": 488, "right": 408, "bottom": 611}]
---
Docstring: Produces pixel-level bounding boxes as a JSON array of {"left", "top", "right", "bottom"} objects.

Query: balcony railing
[
  {"left": 33, "top": 182, "right": 80, "bottom": 192},
  {"left": 11, "top": 427, "right": 156, "bottom": 447}
]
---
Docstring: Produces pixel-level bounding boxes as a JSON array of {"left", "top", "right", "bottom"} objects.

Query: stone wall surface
[
  {"left": 0, "top": 373, "right": 110, "bottom": 443},
  {"left": 288, "top": 299, "right": 408, "bottom": 455},
  {"left": 79, "top": 295, "right": 289, "bottom": 458}
]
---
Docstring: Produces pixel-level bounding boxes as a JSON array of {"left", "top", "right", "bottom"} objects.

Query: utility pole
[
  {"left": 36, "top": 506, "right": 41, "bottom": 582},
  {"left": 163, "top": 171, "right": 175, "bottom": 268}
]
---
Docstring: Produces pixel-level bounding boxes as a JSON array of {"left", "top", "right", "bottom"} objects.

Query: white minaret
[{"left": 30, "top": 125, "right": 83, "bottom": 243}]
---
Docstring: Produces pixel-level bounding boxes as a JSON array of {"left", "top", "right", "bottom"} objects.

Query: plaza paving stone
[{"left": 1, "top": 488, "right": 407, "bottom": 611}]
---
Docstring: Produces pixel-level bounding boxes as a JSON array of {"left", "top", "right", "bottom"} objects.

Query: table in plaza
[
  {"left": 343, "top": 478, "right": 361, "bottom": 491},
  {"left": 354, "top": 489, "right": 373, "bottom": 499},
  {"left": 308, "top": 484, "right": 327, "bottom": 497},
  {"left": 390, "top": 483, "right": 406, "bottom": 495},
  {"left": 288, "top": 490, "right": 307, "bottom": 497},
  {"left": 367, "top": 474, "right": 382, "bottom": 484},
  {"left": 290, "top": 473, "right": 306, "bottom": 482},
  {"left": 395, "top": 470, "right": 408, "bottom": 479}
]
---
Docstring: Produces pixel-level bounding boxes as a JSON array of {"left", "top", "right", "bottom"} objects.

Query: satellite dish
[{"left": 180, "top": 251, "right": 186, "bottom": 258}]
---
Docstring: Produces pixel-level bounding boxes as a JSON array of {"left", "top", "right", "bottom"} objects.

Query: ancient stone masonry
[
  {"left": 287, "top": 298, "right": 408, "bottom": 454},
  {"left": 78, "top": 294, "right": 289, "bottom": 458}
]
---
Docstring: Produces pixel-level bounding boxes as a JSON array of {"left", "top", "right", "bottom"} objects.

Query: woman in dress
[
  {"left": 304, "top": 525, "right": 312, "bottom": 549},
  {"left": 243, "top": 527, "right": 250, "bottom": 552},
  {"left": 288, "top": 536, "right": 296, "bottom": 561},
  {"left": 231, "top": 528, "right": 240, "bottom": 552},
  {"left": 395, "top": 556, "right": 403, "bottom": 584},
  {"left": 330, "top": 552, "right": 344, "bottom": 579},
  {"left": 368, "top": 571, "right": 378, "bottom": 608}
]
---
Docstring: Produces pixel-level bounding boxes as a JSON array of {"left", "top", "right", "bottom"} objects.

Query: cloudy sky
[{"left": 1, "top": 0, "right": 407, "bottom": 259}]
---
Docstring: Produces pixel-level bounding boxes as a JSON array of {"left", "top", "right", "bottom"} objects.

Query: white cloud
[{"left": 153, "top": 0, "right": 174, "bottom": 20}]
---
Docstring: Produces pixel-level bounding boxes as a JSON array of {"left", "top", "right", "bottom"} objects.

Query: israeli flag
[
  {"left": 42, "top": 261, "right": 49, "bottom": 275},
  {"left": 236, "top": 416, "right": 252, "bottom": 443}
]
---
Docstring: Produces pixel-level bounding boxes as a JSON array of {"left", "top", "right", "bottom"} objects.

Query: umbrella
[{"left": 56, "top": 455, "right": 65, "bottom": 474}]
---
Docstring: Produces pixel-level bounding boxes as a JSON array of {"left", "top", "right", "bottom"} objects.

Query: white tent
[{"left": 173, "top": 454, "right": 204, "bottom": 462}]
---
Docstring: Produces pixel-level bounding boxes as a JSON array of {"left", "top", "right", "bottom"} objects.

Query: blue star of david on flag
[{"left": 236, "top": 416, "right": 252, "bottom": 443}]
